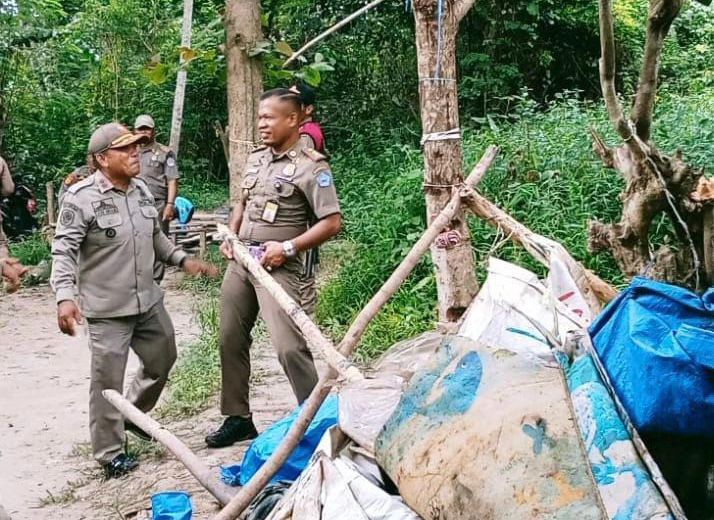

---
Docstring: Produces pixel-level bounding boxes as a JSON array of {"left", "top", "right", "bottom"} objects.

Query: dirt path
[{"left": 0, "top": 278, "right": 309, "bottom": 519}]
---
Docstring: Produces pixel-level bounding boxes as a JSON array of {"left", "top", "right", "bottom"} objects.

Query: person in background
[
  {"left": 290, "top": 81, "right": 326, "bottom": 154},
  {"left": 133, "top": 114, "right": 180, "bottom": 282},
  {"left": 0, "top": 154, "right": 16, "bottom": 258},
  {"left": 51, "top": 122, "right": 217, "bottom": 478},
  {"left": 59, "top": 153, "right": 97, "bottom": 205}
]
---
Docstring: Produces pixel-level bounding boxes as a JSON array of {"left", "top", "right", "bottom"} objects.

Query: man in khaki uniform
[
  {"left": 134, "top": 114, "right": 179, "bottom": 282},
  {"left": 206, "top": 88, "right": 342, "bottom": 448},
  {"left": 0, "top": 155, "right": 15, "bottom": 258},
  {"left": 51, "top": 123, "right": 217, "bottom": 478}
]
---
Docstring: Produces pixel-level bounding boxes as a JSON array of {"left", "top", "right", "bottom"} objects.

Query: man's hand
[
  {"left": 1, "top": 257, "right": 29, "bottom": 293},
  {"left": 261, "top": 241, "right": 287, "bottom": 270},
  {"left": 182, "top": 257, "right": 219, "bottom": 278},
  {"left": 220, "top": 240, "right": 234, "bottom": 260},
  {"left": 162, "top": 203, "right": 176, "bottom": 222},
  {"left": 58, "top": 300, "right": 83, "bottom": 336}
]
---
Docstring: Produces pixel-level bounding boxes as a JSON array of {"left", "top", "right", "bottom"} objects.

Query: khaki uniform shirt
[
  {"left": 238, "top": 139, "right": 340, "bottom": 243},
  {"left": 51, "top": 171, "right": 187, "bottom": 318},
  {"left": 59, "top": 165, "right": 92, "bottom": 204},
  {"left": 138, "top": 142, "right": 179, "bottom": 202}
]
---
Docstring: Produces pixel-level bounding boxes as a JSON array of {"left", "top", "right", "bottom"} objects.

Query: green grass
[
  {"left": 319, "top": 89, "right": 714, "bottom": 359},
  {"left": 180, "top": 175, "right": 229, "bottom": 212},
  {"left": 9, "top": 233, "right": 51, "bottom": 265}
]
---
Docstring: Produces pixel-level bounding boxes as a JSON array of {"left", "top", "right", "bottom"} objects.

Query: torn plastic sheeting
[
  {"left": 151, "top": 491, "right": 192, "bottom": 520},
  {"left": 589, "top": 276, "right": 714, "bottom": 437},
  {"left": 267, "top": 427, "right": 420, "bottom": 520},
  {"left": 223, "top": 394, "right": 339, "bottom": 487},
  {"left": 338, "top": 375, "right": 403, "bottom": 452}
]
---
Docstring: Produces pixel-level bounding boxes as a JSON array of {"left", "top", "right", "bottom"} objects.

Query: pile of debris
[{"left": 104, "top": 147, "right": 713, "bottom": 519}]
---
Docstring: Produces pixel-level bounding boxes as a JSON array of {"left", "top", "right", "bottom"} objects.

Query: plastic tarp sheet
[
  {"left": 151, "top": 492, "right": 192, "bottom": 520},
  {"left": 267, "top": 427, "right": 420, "bottom": 520},
  {"left": 589, "top": 277, "right": 714, "bottom": 437},
  {"left": 222, "top": 395, "right": 339, "bottom": 486}
]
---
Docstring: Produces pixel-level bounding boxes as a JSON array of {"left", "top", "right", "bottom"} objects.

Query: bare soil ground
[{"left": 0, "top": 277, "right": 309, "bottom": 519}]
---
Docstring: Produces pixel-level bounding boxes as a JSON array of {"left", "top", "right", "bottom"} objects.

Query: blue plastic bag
[
  {"left": 174, "top": 196, "right": 194, "bottom": 225},
  {"left": 222, "top": 394, "right": 339, "bottom": 486},
  {"left": 151, "top": 491, "right": 192, "bottom": 520},
  {"left": 589, "top": 277, "right": 714, "bottom": 437}
]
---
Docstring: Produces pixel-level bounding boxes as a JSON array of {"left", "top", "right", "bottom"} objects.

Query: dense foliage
[{"left": 2, "top": 0, "right": 712, "bottom": 357}]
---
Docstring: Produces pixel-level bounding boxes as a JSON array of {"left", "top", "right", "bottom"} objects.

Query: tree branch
[
  {"left": 597, "top": 0, "right": 632, "bottom": 141},
  {"left": 455, "top": 0, "right": 477, "bottom": 22},
  {"left": 630, "top": 0, "right": 683, "bottom": 141}
]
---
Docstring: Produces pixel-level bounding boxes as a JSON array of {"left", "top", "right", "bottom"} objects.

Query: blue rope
[{"left": 434, "top": 0, "right": 445, "bottom": 79}]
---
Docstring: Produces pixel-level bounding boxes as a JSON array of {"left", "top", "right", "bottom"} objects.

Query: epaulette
[
  {"left": 250, "top": 144, "right": 268, "bottom": 153},
  {"left": 67, "top": 174, "right": 96, "bottom": 194},
  {"left": 302, "top": 147, "right": 326, "bottom": 162},
  {"left": 157, "top": 143, "right": 173, "bottom": 155}
]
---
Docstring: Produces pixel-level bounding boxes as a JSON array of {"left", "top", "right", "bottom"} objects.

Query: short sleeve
[
  {"left": 303, "top": 162, "right": 340, "bottom": 220},
  {"left": 165, "top": 151, "right": 179, "bottom": 180}
]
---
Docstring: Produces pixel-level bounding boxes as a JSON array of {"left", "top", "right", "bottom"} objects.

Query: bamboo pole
[
  {"left": 461, "top": 186, "right": 618, "bottom": 305},
  {"left": 282, "top": 0, "right": 389, "bottom": 68},
  {"left": 217, "top": 224, "right": 364, "bottom": 383},
  {"left": 46, "top": 182, "right": 56, "bottom": 226},
  {"left": 212, "top": 146, "right": 500, "bottom": 520},
  {"left": 102, "top": 390, "right": 235, "bottom": 506}
]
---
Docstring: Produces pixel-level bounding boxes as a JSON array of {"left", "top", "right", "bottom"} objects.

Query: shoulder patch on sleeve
[
  {"left": 302, "top": 147, "right": 326, "bottom": 162},
  {"left": 317, "top": 170, "right": 333, "bottom": 188}
]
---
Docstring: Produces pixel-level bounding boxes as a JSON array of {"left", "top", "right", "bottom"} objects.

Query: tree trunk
[
  {"left": 225, "top": 0, "right": 263, "bottom": 204},
  {"left": 168, "top": 0, "right": 193, "bottom": 155},
  {"left": 413, "top": 0, "right": 478, "bottom": 324}
]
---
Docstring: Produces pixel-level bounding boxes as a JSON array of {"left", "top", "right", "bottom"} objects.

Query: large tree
[
  {"left": 225, "top": 0, "right": 263, "bottom": 204},
  {"left": 589, "top": 0, "right": 713, "bottom": 290},
  {"left": 413, "top": 0, "right": 478, "bottom": 324}
]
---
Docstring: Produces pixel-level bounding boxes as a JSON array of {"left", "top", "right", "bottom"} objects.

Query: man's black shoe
[
  {"left": 205, "top": 416, "right": 258, "bottom": 448},
  {"left": 102, "top": 453, "right": 138, "bottom": 479},
  {"left": 125, "top": 421, "right": 153, "bottom": 442}
]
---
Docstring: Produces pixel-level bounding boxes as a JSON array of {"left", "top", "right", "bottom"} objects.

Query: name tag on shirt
[{"left": 261, "top": 201, "right": 279, "bottom": 223}]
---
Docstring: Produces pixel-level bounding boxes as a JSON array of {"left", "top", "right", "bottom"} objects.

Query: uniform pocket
[
  {"left": 273, "top": 181, "right": 295, "bottom": 198},
  {"left": 140, "top": 205, "right": 159, "bottom": 219},
  {"left": 242, "top": 175, "right": 258, "bottom": 189}
]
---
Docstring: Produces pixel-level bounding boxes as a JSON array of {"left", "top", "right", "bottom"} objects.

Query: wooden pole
[
  {"left": 102, "top": 390, "right": 235, "bottom": 506},
  {"left": 217, "top": 224, "right": 364, "bottom": 383},
  {"left": 212, "top": 146, "right": 500, "bottom": 520},
  {"left": 461, "top": 186, "right": 618, "bottom": 306},
  {"left": 169, "top": 0, "right": 194, "bottom": 154},
  {"left": 282, "top": 0, "right": 389, "bottom": 68},
  {"left": 46, "top": 181, "right": 56, "bottom": 226}
]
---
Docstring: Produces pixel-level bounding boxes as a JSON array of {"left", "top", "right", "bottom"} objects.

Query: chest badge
[{"left": 281, "top": 163, "right": 296, "bottom": 179}]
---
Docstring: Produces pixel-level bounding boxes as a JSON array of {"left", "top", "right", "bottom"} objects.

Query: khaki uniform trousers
[
  {"left": 87, "top": 299, "right": 176, "bottom": 463},
  {"left": 219, "top": 258, "right": 318, "bottom": 417},
  {"left": 153, "top": 200, "right": 170, "bottom": 283},
  {"left": 0, "top": 222, "right": 9, "bottom": 258}
]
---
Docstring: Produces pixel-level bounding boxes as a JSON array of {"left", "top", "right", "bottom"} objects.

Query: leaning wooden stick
[
  {"left": 282, "top": 0, "right": 389, "bottom": 68},
  {"left": 102, "top": 390, "right": 235, "bottom": 506},
  {"left": 212, "top": 146, "right": 500, "bottom": 520},
  {"left": 216, "top": 224, "right": 364, "bottom": 383},
  {"left": 461, "top": 186, "right": 618, "bottom": 307}
]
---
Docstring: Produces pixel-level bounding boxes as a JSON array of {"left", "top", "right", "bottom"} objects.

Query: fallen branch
[
  {"left": 217, "top": 224, "right": 364, "bottom": 383},
  {"left": 212, "top": 145, "right": 500, "bottom": 520},
  {"left": 282, "top": 0, "right": 388, "bottom": 68},
  {"left": 461, "top": 186, "right": 618, "bottom": 308},
  {"left": 102, "top": 390, "right": 235, "bottom": 506}
]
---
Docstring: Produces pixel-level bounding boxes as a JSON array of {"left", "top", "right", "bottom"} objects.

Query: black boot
[
  {"left": 205, "top": 416, "right": 258, "bottom": 448},
  {"left": 102, "top": 453, "right": 138, "bottom": 479}
]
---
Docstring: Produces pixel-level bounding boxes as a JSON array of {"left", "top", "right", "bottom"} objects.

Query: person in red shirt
[{"left": 290, "top": 81, "right": 326, "bottom": 154}]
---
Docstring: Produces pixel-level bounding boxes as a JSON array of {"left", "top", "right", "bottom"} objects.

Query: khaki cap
[
  {"left": 88, "top": 123, "right": 148, "bottom": 154},
  {"left": 134, "top": 114, "right": 155, "bottom": 129}
]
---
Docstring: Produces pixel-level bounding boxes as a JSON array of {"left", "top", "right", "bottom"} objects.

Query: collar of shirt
[
  {"left": 269, "top": 138, "right": 303, "bottom": 164},
  {"left": 94, "top": 170, "right": 139, "bottom": 194}
]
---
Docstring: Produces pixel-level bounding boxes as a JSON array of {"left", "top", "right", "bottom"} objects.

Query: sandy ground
[{"left": 0, "top": 276, "right": 312, "bottom": 519}]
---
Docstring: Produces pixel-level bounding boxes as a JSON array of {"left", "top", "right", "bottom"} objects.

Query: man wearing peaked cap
[
  {"left": 134, "top": 114, "right": 180, "bottom": 283},
  {"left": 50, "top": 122, "right": 218, "bottom": 479}
]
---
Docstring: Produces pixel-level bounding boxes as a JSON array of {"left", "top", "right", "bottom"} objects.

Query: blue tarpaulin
[
  {"left": 221, "top": 394, "right": 339, "bottom": 487},
  {"left": 151, "top": 491, "right": 192, "bottom": 520},
  {"left": 589, "top": 277, "right": 714, "bottom": 437}
]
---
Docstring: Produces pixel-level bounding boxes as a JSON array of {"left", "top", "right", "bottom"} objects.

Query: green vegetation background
[{"left": 2, "top": 0, "right": 712, "bottom": 412}]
